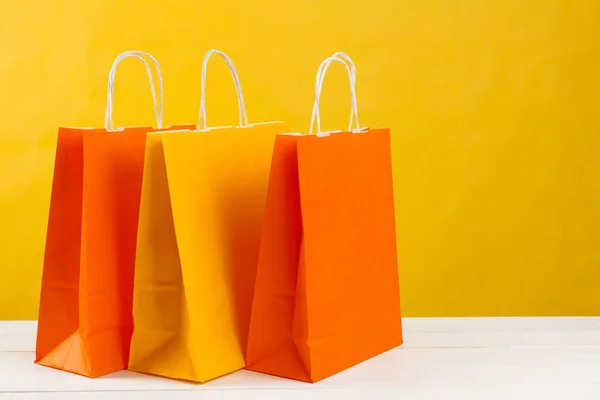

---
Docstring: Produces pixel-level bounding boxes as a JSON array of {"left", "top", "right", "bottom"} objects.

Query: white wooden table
[{"left": 0, "top": 318, "right": 598, "bottom": 399}]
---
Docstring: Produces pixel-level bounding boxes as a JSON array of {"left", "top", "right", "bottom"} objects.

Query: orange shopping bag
[
  {"left": 246, "top": 53, "right": 403, "bottom": 383},
  {"left": 35, "top": 51, "right": 193, "bottom": 378}
]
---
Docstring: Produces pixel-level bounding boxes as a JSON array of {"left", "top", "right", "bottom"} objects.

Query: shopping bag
[
  {"left": 246, "top": 53, "right": 403, "bottom": 383},
  {"left": 35, "top": 51, "right": 193, "bottom": 378},
  {"left": 128, "top": 50, "right": 288, "bottom": 382}
]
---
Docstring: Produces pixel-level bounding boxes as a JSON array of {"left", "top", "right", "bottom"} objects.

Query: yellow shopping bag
[{"left": 128, "top": 50, "right": 288, "bottom": 382}]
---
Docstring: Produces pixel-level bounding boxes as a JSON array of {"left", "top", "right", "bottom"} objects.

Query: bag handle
[
  {"left": 104, "top": 51, "right": 163, "bottom": 131},
  {"left": 198, "top": 49, "right": 249, "bottom": 131},
  {"left": 311, "top": 52, "right": 357, "bottom": 133},
  {"left": 309, "top": 53, "right": 360, "bottom": 135}
]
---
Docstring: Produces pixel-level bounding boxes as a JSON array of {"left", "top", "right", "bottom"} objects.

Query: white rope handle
[
  {"left": 104, "top": 51, "right": 163, "bottom": 131},
  {"left": 311, "top": 52, "right": 357, "bottom": 133},
  {"left": 310, "top": 54, "right": 359, "bottom": 134},
  {"left": 309, "top": 55, "right": 360, "bottom": 135},
  {"left": 198, "top": 49, "right": 249, "bottom": 131}
]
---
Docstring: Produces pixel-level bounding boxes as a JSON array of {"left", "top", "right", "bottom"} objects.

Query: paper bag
[
  {"left": 36, "top": 51, "right": 193, "bottom": 378},
  {"left": 128, "top": 50, "right": 288, "bottom": 382},
  {"left": 246, "top": 53, "right": 403, "bottom": 383}
]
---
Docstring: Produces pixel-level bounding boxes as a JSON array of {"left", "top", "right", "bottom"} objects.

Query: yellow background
[{"left": 1, "top": 0, "right": 599, "bottom": 319}]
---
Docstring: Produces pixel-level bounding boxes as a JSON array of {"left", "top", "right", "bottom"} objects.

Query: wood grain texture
[{"left": 0, "top": 318, "right": 598, "bottom": 399}]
